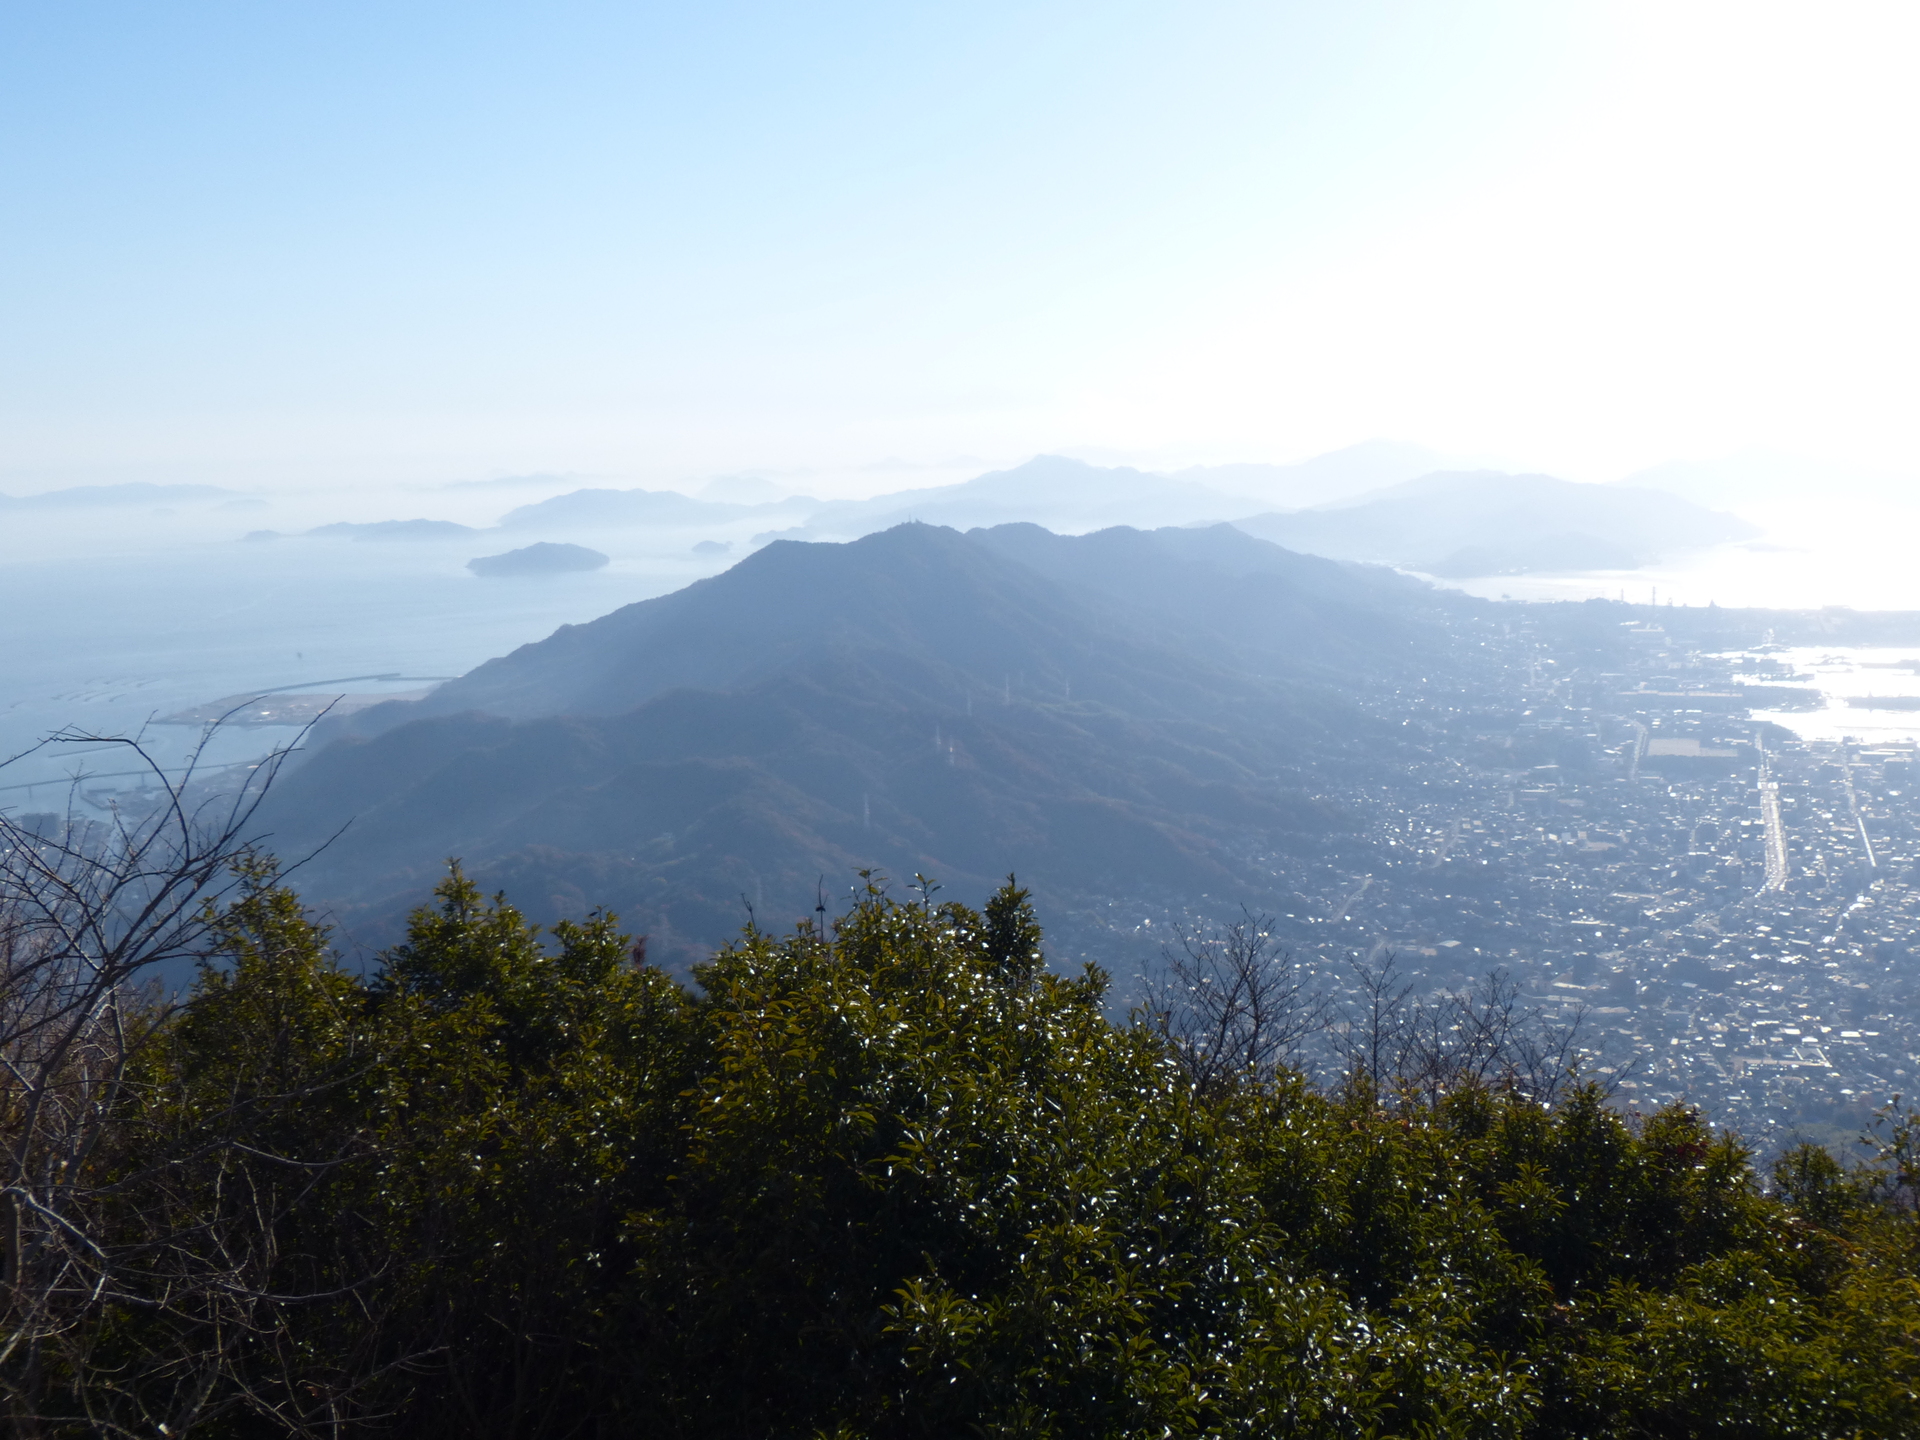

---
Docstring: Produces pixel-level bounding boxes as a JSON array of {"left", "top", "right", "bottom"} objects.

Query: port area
[
  {"left": 154, "top": 681, "right": 443, "bottom": 727},
  {"left": 0, "top": 674, "right": 450, "bottom": 810}
]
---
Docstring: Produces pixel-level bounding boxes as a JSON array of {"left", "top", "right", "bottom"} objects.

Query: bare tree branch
[
  {"left": 1142, "top": 910, "right": 1325, "bottom": 1094},
  {"left": 0, "top": 718, "right": 352, "bottom": 1433}
]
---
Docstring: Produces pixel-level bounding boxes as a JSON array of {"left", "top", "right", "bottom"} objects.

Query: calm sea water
[{"left": 0, "top": 510, "right": 741, "bottom": 807}]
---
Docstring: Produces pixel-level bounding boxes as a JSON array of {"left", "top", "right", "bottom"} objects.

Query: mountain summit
[{"left": 264, "top": 523, "right": 1469, "bottom": 962}]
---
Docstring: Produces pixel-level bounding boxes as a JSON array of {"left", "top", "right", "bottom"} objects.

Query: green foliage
[{"left": 34, "top": 867, "right": 1920, "bottom": 1437}]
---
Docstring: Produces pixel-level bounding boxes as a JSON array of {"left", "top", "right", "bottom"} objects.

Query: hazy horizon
[{"left": 6, "top": 4, "right": 1918, "bottom": 498}]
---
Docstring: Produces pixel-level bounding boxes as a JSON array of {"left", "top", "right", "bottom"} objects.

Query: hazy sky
[{"left": 4, "top": 2, "right": 1915, "bottom": 491}]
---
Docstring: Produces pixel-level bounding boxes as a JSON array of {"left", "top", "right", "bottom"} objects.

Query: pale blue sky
[{"left": 3, "top": 3, "right": 1912, "bottom": 492}]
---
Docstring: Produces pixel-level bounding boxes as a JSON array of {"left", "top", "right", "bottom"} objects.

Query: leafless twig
[
  {"left": 0, "top": 720, "right": 322, "bottom": 1432},
  {"left": 1142, "top": 910, "right": 1325, "bottom": 1094}
]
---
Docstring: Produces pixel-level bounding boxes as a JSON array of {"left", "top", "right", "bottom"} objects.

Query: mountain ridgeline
[
  {"left": 240, "top": 452, "right": 1760, "bottom": 584},
  {"left": 1235, "top": 470, "right": 1758, "bottom": 577},
  {"left": 263, "top": 522, "right": 1474, "bottom": 960}
]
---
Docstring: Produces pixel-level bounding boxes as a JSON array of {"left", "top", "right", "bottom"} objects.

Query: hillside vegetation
[{"left": 8, "top": 864, "right": 1920, "bottom": 1437}]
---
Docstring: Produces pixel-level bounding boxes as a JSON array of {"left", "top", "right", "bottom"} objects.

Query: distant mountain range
[
  {"left": 761, "top": 456, "right": 1261, "bottom": 540},
  {"left": 473, "top": 456, "right": 1757, "bottom": 579},
  {"left": 1173, "top": 440, "right": 1452, "bottom": 510},
  {"left": 498, "top": 487, "right": 815, "bottom": 529},
  {"left": 1234, "top": 471, "right": 1757, "bottom": 577},
  {"left": 257, "top": 449, "right": 1764, "bottom": 584},
  {"left": 260, "top": 523, "right": 1469, "bottom": 963},
  {"left": 480, "top": 445, "right": 1453, "bottom": 541}
]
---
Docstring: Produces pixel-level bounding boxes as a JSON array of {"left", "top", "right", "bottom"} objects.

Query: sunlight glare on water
[{"left": 1441, "top": 500, "right": 1920, "bottom": 614}]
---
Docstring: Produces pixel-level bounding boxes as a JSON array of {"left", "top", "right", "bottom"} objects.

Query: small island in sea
[{"left": 467, "top": 541, "right": 610, "bottom": 577}]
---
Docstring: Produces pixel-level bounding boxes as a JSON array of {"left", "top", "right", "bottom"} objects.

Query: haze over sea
[
  {"left": 1453, "top": 499, "right": 1920, "bottom": 615},
  {"left": 2, "top": 471, "right": 1914, "bottom": 816}
]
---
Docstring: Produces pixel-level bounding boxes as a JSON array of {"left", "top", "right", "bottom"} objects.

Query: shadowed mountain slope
[
  {"left": 262, "top": 523, "right": 1480, "bottom": 962},
  {"left": 968, "top": 520, "right": 1438, "bottom": 673}
]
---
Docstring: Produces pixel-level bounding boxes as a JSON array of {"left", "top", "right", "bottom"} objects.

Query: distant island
[
  {"left": 467, "top": 540, "right": 610, "bottom": 576},
  {"left": 310, "top": 519, "right": 480, "bottom": 542}
]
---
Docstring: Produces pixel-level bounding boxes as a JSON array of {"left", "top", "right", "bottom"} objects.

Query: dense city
[{"left": 1200, "top": 602, "right": 1920, "bottom": 1152}]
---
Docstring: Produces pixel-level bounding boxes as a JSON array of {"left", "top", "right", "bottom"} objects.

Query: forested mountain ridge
[{"left": 263, "top": 523, "right": 1475, "bottom": 959}]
